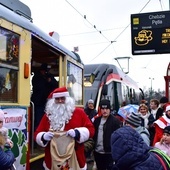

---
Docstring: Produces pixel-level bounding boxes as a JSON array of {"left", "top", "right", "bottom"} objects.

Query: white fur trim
[
  {"left": 162, "top": 115, "right": 170, "bottom": 123},
  {"left": 154, "top": 115, "right": 169, "bottom": 129},
  {"left": 36, "top": 132, "right": 48, "bottom": 147},
  {"left": 81, "top": 163, "right": 87, "bottom": 170},
  {"left": 166, "top": 105, "right": 170, "bottom": 112},
  {"left": 75, "top": 127, "right": 90, "bottom": 143},
  {"left": 154, "top": 121, "right": 166, "bottom": 129},
  {"left": 43, "top": 161, "right": 49, "bottom": 170},
  {"left": 52, "top": 92, "right": 69, "bottom": 98}
]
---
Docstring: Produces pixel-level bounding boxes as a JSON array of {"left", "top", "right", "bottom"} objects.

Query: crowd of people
[
  {"left": 1, "top": 78, "right": 170, "bottom": 169},
  {"left": 32, "top": 85, "right": 170, "bottom": 170},
  {"left": 84, "top": 96, "right": 170, "bottom": 169}
]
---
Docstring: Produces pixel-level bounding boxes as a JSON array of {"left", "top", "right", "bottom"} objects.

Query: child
[
  {"left": 154, "top": 126, "right": 170, "bottom": 157},
  {"left": 0, "top": 109, "right": 13, "bottom": 148},
  {"left": 0, "top": 109, "right": 15, "bottom": 169},
  {"left": 0, "top": 131, "right": 15, "bottom": 169}
]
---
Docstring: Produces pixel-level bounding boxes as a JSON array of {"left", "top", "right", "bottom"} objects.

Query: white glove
[
  {"left": 43, "top": 132, "right": 54, "bottom": 141},
  {"left": 66, "top": 129, "right": 76, "bottom": 138},
  {"left": 91, "top": 117, "right": 95, "bottom": 122}
]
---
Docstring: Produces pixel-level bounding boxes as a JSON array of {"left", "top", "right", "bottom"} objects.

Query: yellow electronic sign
[{"left": 131, "top": 11, "right": 170, "bottom": 55}]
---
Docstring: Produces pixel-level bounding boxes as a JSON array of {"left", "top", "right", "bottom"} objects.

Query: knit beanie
[
  {"left": 164, "top": 126, "right": 170, "bottom": 134},
  {"left": 160, "top": 97, "right": 168, "bottom": 104},
  {"left": 125, "top": 112, "right": 141, "bottom": 127},
  {"left": 0, "top": 110, "right": 4, "bottom": 121},
  {"left": 88, "top": 99, "right": 94, "bottom": 104},
  {"left": 99, "top": 99, "right": 111, "bottom": 109}
]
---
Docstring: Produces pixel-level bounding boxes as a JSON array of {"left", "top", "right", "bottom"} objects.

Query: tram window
[
  {"left": 127, "top": 86, "right": 130, "bottom": 97},
  {"left": 122, "top": 85, "right": 126, "bottom": 101},
  {"left": 133, "top": 89, "right": 136, "bottom": 100},
  {"left": 0, "top": 27, "right": 19, "bottom": 103},
  {"left": 107, "top": 82, "right": 114, "bottom": 110},
  {"left": 0, "top": 27, "right": 19, "bottom": 65},
  {"left": 117, "top": 82, "right": 123, "bottom": 105},
  {"left": 0, "top": 67, "right": 17, "bottom": 102},
  {"left": 67, "top": 61, "right": 83, "bottom": 105}
]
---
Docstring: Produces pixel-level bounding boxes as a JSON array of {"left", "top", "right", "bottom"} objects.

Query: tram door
[{"left": 29, "top": 36, "right": 61, "bottom": 157}]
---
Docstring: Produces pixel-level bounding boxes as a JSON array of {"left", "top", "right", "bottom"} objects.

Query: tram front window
[
  {"left": 67, "top": 61, "right": 83, "bottom": 105},
  {"left": 0, "top": 27, "right": 19, "bottom": 103}
]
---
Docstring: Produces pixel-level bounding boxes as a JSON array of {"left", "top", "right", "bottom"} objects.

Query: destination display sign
[{"left": 131, "top": 11, "right": 170, "bottom": 55}]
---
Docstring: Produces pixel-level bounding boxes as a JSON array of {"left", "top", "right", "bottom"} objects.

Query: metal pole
[
  {"left": 149, "top": 77, "right": 154, "bottom": 98},
  {"left": 151, "top": 79, "right": 152, "bottom": 96}
]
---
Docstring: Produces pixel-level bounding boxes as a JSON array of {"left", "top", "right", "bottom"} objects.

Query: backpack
[{"left": 150, "top": 148, "right": 170, "bottom": 170}]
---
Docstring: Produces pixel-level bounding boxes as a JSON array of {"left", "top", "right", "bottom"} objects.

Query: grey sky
[{"left": 21, "top": 0, "right": 170, "bottom": 90}]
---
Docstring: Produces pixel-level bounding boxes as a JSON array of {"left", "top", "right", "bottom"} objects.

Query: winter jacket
[
  {"left": 153, "top": 114, "right": 170, "bottom": 145},
  {"left": 111, "top": 126, "right": 165, "bottom": 170},
  {"left": 93, "top": 114, "right": 121, "bottom": 152},
  {"left": 84, "top": 107, "right": 97, "bottom": 121},
  {"left": 155, "top": 142, "right": 170, "bottom": 157},
  {"left": 0, "top": 147, "right": 15, "bottom": 170}
]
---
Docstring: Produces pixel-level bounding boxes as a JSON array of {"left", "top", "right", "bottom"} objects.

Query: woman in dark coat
[{"left": 111, "top": 126, "right": 167, "bottom": 170}]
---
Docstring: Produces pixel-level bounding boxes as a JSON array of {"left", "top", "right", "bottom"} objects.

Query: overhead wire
[
  {"left": 91, "top": 0, "right": 152, "bottom": 62},
  {"left": 65, "top": 0, "right": 112, "bottom": 43},
  {"left": 65, "top": 0, "right": 152, "bottom": 61},
  {"left": 61, "top": 27, "right": 126, "bottom": 37}
]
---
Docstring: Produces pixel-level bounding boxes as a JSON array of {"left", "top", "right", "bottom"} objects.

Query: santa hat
[
  {"left": 0, "top": 110, "right": 4, "bottom": 121},
  {"left": 48, "top": 87, "right": 70, "bottom": 99},
  {"left": 166, "top": 105, "right": 170, "bottom": 112}
]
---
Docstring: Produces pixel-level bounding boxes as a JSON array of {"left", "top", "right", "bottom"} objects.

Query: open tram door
[
  {"left": 164, "top": 62, "right": 170, "bottom": 100},
  {"left": 28, "top": 36, "right": 60, "bottom": 167}
]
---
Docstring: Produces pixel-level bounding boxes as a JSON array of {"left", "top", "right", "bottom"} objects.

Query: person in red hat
[
  {"left": 34, "top": 87, "right": 95, "bottom": 170},
  {"left": 153, "top": 105, "right": 170, "bottom": 146}
]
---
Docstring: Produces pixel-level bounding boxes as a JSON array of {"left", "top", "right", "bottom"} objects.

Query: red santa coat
[
  {"left": 34, "top": 107, "right": 95, "bottom": 169},
  {"left": 153, "top": 115, "right": 170, "bottom": 146}
]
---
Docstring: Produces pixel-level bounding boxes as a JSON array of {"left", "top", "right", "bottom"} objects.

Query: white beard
[{"left": 45, "top": 97, "right": 75, "bottom": 131}]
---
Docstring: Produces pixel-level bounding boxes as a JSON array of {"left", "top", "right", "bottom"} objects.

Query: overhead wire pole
[{"left": 149, "top": 77, "right": 154, "bottom": 98}]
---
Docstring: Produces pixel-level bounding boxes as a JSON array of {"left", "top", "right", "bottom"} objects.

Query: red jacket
[
  {"left": 34, "top": 107, "right": 95, "bottom": 169},
  {"left": 153, "top": 115, "right": 170, "bottom": 146}
]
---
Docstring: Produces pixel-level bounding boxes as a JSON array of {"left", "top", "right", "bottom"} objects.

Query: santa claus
[{"left": 34, "top": 87, "right": 95, "bottom": 170}]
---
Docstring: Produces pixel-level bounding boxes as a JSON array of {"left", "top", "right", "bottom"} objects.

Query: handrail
[
  {"left": 30, "top": 101, "right": 35, "bottom": 154},
  {"left": 30, "top": 154, "right": 45, "bottom": 163}
]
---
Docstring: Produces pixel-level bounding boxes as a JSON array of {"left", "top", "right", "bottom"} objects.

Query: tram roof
[
  {"left": 0, "top": 1, "right": 83, "bottom": 64},
  {"left": 85, "top": 63, "right": 139, "bottom": 88}
]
